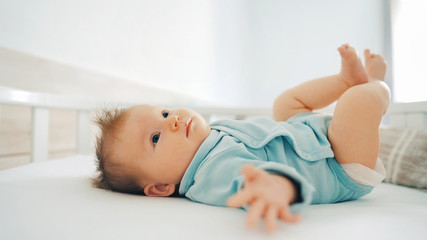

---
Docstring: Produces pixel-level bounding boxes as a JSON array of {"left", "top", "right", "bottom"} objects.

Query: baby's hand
[{"left": 226, "top": 164, "right": 301, "bottom": 233}]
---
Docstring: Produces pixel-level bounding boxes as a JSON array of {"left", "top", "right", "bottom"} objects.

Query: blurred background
[{"left": 0, "top": 0, "right": 426, "bottom": 107}]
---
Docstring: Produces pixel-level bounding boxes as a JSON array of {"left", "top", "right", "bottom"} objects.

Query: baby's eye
[
  {"left": 162, "top": 111, "right": 169, "bottom": 118},
  {"left": 152, "top": 133, "right": 160, "bottom": 146}
]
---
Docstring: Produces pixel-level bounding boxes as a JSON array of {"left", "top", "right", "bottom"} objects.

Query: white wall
[
  {"left": 0, "top": 0, "right": 386, "bottom": 107},
  {"left": 254, "top": 0, "right": 386, "bottom": 106},
  {"left": 391, "top": 0, "right": 427, "bottom": 102}
]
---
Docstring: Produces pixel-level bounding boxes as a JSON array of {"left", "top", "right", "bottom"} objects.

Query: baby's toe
[
  {"left": 364, "top": 49, "right": 371, "bottom": 60},
  {"left": 339, "top": 44, "right": 357, "bottom": 59}
]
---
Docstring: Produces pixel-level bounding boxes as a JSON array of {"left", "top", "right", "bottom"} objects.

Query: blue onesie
[{"left": 178, "top": 112, "right": 374, "bottom": 212}]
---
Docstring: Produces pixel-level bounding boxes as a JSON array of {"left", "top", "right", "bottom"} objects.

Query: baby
[{"left": 93, "top": 44, "right": 390, "bottom": 232}]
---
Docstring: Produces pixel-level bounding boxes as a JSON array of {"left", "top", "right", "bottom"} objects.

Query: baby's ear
[{"left": 144, "top": 183, "right": 176, "bottom": 197}]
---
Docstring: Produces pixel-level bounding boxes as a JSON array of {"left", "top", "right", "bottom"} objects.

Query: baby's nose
[{"left": 169, "top": 115, "right": 180, "bottom": 131}]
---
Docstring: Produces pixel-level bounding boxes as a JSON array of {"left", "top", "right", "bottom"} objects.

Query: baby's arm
[{"left": 227, "top": 165, "right": 300, "bottom": 233}]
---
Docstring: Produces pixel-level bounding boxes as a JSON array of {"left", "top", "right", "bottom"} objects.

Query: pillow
[{"left": 379, "top": 128, "right": 427, "bottom": 190}]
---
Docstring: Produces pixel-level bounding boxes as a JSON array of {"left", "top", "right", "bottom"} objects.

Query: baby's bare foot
[
  {"left": 337, "top": 44, "right": 369, "bottom": 87},
  {"left": 364, "top": 49, "right": 386, "bottom": 81}
]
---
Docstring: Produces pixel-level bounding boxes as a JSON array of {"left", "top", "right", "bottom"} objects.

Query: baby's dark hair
[{"left": 92, "top": 107, "right": 145, "bottom": 195}]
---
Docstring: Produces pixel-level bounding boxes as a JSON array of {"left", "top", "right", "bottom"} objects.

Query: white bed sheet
[{"left": 1, "top": 155, "right": 426, "bottom": 240}]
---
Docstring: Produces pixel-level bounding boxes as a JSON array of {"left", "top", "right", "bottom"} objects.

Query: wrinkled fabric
[{"left": 179, "top": 113, "right": 373, "bottom": 212}]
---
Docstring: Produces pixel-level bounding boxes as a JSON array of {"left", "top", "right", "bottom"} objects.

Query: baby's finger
[
  {"left": 241, "top": 164, "right": 262, "bottom": 181},
  {"left": 246, "top": 200, "right": 265, "bottom": 228},
  {"left": 279, "top": 207, "right": 301, "bottom": 223},
  {"left": 265, "top": 206, "right": 278, "bottom": 233},
  {"left": 226, "top": 188, "right": 253, "bottom": 208}
]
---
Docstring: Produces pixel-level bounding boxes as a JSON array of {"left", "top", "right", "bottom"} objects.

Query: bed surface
[{"left": 1, "top": 155, "right": 426, "bottom": 240}]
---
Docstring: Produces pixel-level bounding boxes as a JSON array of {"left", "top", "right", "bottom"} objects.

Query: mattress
[{"left": 1, "top": 154, "right": 426, "bottom": 240}]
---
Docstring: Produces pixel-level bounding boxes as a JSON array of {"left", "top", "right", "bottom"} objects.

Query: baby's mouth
[{"left": 186, "top": 118, "right": 192, "bottom": 137}]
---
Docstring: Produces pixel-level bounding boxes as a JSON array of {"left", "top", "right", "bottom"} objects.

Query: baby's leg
[
  {"left": 328, "top": 47, "right": 390, "bottom": 170},
  {"left": 273, "top": 44, "right": 368, "bottom": 121}
]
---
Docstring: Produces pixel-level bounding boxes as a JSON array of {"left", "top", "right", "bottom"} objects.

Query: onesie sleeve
[{"left": 183, "top": 146, "right": 314, "bottom": 213}]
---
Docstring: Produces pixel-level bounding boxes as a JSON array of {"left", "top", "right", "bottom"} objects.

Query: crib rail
[
  {"left": 1, "top": 86, "right": 426, "bottom": 163},
  {"left": 0, "top": 86, "right": 96, "bottom": 162},
  {"left": 388, "top": 101, "right": 427, "bottom": 130},
  {"left": 0, "top": 86, "right": 272, "bottom": 163}
]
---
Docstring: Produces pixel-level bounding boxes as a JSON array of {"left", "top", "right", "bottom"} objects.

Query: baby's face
[{"left": 115, "top": 104, "right": 211, "bottom": 189}]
